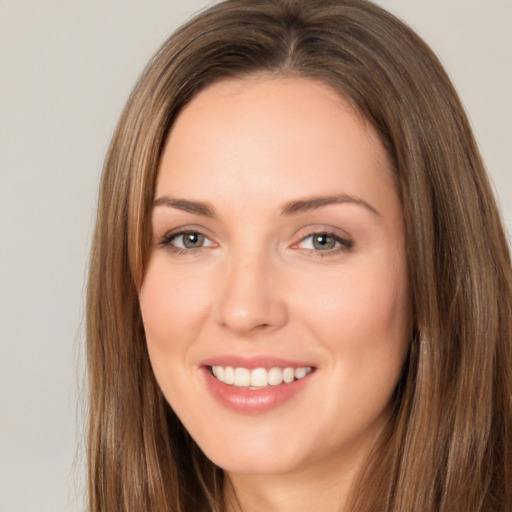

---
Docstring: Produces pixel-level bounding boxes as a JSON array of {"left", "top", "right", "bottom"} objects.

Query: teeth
[
  {"left": 283, "top": 367, "right": 295, "bottom": 383},
  {"left": 224, "top": 366, "right": 234, "bottom": 384},
  {"left": 234, "top": 367, "right": 251, "bottom": 387},
  {"left": 210, "top": 365, "right": 312, "bottom": 388},
  {"left": 250, "top": 368, "right": 268, "bottom": 387},
  {"left": 295, "top": 367, "right": 308, "bottom": 379},
  {"left": 268, "top": 367, "right": 283, "bottom": 386}
]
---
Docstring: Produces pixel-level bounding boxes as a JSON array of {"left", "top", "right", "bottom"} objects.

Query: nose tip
[
  {"left": 214, "top": 256, "right": 288, "bottom": 336},
  {"left": 219, "top": 307, "right": 272, "bottom": 335}
]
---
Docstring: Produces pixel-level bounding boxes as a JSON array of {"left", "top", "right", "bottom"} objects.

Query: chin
[
  {"left": 209, "top": 448, "right": 302, "bottom": 476},
  {"left": 202, "top": 429, "right": 321, "bottom": 477}
]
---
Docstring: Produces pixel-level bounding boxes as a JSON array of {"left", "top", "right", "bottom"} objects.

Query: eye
[
  {"left": 296, "top": 232, "right": 352, "bottom": 252},
  {"left": 159, "top": 230, "right": 215, "bottom": 251}
]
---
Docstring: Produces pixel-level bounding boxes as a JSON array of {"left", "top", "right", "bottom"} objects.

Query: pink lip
[
  {"left": 199, "top": 361, "right": 315, "bottom": 415},
  {"left": 200, "top": 355, "right": 313, "bottom": 369}
]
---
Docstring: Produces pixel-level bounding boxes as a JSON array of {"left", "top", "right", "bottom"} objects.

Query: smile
[{"left": 210, "top": 365, "right": 313, "bottom": 388}]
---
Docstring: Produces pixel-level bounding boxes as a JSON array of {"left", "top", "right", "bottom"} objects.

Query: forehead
[{"left": 156, "top": 76, "right": 396, "bottom": 214}]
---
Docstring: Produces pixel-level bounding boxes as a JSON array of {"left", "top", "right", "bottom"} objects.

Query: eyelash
[
  {"left": 157, "top": 229, "right": 353, "bottom": 256},
  {"left": 295, "top": 232, "right": 353, "bottom": 256},
  {"left": 158, "top": 230, "right": 214, "bottom": 255}
]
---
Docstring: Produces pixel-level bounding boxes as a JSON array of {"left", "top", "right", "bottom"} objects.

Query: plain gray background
[{"left": 1, "top": 1, "right": 510, "bottom": 511}]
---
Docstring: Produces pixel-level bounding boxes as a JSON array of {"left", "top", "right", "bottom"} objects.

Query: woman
[{"left": 86, "top": 0, "right": 512, "bottom": 510}]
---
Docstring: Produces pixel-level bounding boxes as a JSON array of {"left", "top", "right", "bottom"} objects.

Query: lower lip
[{"left": 201, "top": 367, "right": 312, "bottom": 414}]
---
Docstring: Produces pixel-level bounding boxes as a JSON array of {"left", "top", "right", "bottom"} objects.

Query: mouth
[
  {"left": 209, "top": 365, "right": 313, "bottom": 388},
  {"left": 202, "top": 359, "right": 316, "bottom": 413}
]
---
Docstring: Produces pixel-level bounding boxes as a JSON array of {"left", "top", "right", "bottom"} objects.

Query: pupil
[
  {"left": 313, "top": 234, "right": 335, "bottom": 250},
  {"left": 184, "top": 233, "right": 203, "bottom": 248}
]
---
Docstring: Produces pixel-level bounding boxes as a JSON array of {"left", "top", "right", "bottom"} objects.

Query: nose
[{"left": 214, "top": 248, "right": 288, "bottom": 336}]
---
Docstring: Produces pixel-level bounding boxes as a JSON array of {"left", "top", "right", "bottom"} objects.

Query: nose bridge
[{"left": 215, "top": 241, "right": 287, "bottom": 335}]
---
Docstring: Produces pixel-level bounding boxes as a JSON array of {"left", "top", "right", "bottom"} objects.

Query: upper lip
[{"left": 200, "top": 355, "right": 316, "bottom": 369}]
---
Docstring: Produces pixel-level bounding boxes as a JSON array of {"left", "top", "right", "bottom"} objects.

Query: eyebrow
[
  {"left": 153, "top": 193, "right": 380, "bottom": 217},
  {"left": 153, "top": 197, "right": 215, "bottom": 217},
  {"left": 281, "top": 194, "right": 380, "bottom": 216}
]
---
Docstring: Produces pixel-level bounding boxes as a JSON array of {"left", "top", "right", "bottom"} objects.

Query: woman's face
[{"left": 139, "top": 76, "right": 410, "bottom": 478}]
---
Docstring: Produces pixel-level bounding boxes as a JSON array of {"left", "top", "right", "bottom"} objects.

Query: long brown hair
[{"left": 86, "top": 0, "right": 512, "bottom": 510}]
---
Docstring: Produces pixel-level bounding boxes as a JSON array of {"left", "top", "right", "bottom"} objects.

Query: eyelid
[
  {"left": 157, "top": 226, "right": 217, "bottom": 250},
  {"left": 172, "top": 232, "right": 215, "bottom": 249},
  {"left": 155, "top": 224, "right": 353, "bottom": 256},
  {"left": 291, "top": 226, "right": 354, "bottom": 254}
]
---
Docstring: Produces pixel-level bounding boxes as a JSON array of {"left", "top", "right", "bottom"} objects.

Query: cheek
[
  {"left": 138, "top": 259, "right": 204, "bottom": 393},
  {"left": 139, "top": 270, "right": 206, "bottom": 423},
  {"left": 295, "top": 258, "right": 409, "bottom": 341},
  {"left": 290, "top": 254, "right": 410, "bottom": 403},
  {"left": 312, "top": 264, "right": 409, "bottom": 409},
  {"left": 139, "top": 257, "right": 210, "bottom": 345}
]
